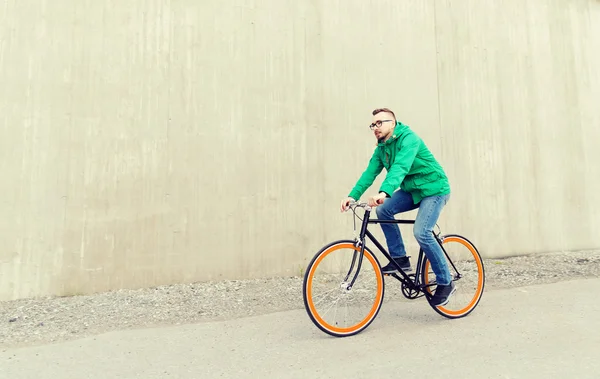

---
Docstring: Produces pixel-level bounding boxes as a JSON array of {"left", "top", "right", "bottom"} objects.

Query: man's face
[{"left": 370, "top": 112, "right": 395, "bottom": 141}]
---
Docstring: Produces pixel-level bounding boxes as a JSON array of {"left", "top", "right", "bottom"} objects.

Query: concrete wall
[{"left": 1, "top": 0, "right": 599, "bottom": 301}]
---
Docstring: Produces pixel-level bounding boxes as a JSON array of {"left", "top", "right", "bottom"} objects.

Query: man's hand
[
  {"left": 367, "top": 192, "right": 387, "bottom": 207},
  {"left": 340, "top": 197, "right": 355, "bottom": 212}
]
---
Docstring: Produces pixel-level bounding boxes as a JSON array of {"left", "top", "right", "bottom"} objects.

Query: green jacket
[{"left": 348, "top": 121, "right": 450, "bottom": 204}]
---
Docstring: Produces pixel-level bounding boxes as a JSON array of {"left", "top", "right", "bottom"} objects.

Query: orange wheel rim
[
  {"left": 306, "top": 243, "right": 384, "bottom": 334},
  {"left": 424, "top": 236, "right": 484, "bottom": 316}
]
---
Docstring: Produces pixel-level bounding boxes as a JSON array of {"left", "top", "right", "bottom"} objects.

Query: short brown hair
[{"left": 372, "top": 108, "right": 396, "bottom": 120}]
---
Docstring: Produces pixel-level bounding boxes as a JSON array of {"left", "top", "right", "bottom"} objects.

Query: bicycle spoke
[
  {"left": 303, "top": 242, "right": 384, "bottom": 336},
  {"left": 422, "top": 235, "right": 485, "bottom": 318}
]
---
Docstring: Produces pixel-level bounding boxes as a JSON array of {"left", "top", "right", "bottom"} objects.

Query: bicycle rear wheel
[
  {"left": 302, "top": 240, "right": 385, "bottom": 337},
  {"left": 421, "top": 234, "right": 485, "bottom": 318}
]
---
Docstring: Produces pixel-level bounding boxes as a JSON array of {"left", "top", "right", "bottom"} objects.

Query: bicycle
[{"left": 302, "top": 200, "right": 485, "bottom": 337}]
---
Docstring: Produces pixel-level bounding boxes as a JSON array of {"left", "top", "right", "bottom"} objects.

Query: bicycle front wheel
[
  {"left": 302, "top": 240, "right": 385, "bottom": 337},
  {"left": 421, "top": 234, "right": 485, "bottom": 318}
]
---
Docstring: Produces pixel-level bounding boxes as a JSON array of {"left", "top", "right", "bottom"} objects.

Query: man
[{"left": 340, "top": 108, "right": 455, "bottom": 307}]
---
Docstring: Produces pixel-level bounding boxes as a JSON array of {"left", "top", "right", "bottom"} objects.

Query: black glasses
[{"left": 369, "top": 120, "right": 394, "bottom": 130}]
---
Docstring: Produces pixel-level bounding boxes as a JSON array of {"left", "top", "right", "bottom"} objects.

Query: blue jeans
[{"left": 375, "top": 190, "right": 452, "bottom": 286}]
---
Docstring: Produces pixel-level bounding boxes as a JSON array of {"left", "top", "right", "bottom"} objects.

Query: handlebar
[
  {"left": 347, "top": 200, "right": 373, "bottom": 211},
  {"left": 344, "top": 197, "right": 386, "bottom": 213}
]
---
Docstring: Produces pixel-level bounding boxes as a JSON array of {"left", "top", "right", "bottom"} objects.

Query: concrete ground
[{"left": 2, "top": 278, "right": 599, "bottom": 379}]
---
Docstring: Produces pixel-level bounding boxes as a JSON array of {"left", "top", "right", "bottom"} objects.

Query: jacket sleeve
[
  {"left": 348, "top": 148, "right": 384, "bottom": 200},
  {"left": 379, "top": 132, "right": 421, "bottom": 197}
]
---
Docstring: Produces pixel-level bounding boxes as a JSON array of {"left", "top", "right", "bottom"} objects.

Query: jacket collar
[{"left": 377, "top": 121, "right": 405, "bottom": 146}]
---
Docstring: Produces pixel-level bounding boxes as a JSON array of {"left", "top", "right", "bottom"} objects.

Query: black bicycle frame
[{"left": 347, "top": 206, "right": 444, "bottom": 296}]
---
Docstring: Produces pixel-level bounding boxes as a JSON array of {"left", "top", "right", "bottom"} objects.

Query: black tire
[
  {"left": 302, "top": 239, "right": 386, "bottom": 337},
  {"left": 421, "top": 234, "right": 485, "bottom": 319}
]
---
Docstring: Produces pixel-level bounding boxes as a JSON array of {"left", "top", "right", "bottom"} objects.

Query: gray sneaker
[
  {"left": 380, "top": 257, "right": 412, "bottom": 274},
  {"left": 430, "top": 281, "right": 456, "bottom": 306}
]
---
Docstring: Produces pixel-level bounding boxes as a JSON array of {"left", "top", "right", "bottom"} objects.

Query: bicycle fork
[{"left": 343, "top": 208, "right": 372, "bottom": 290}]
